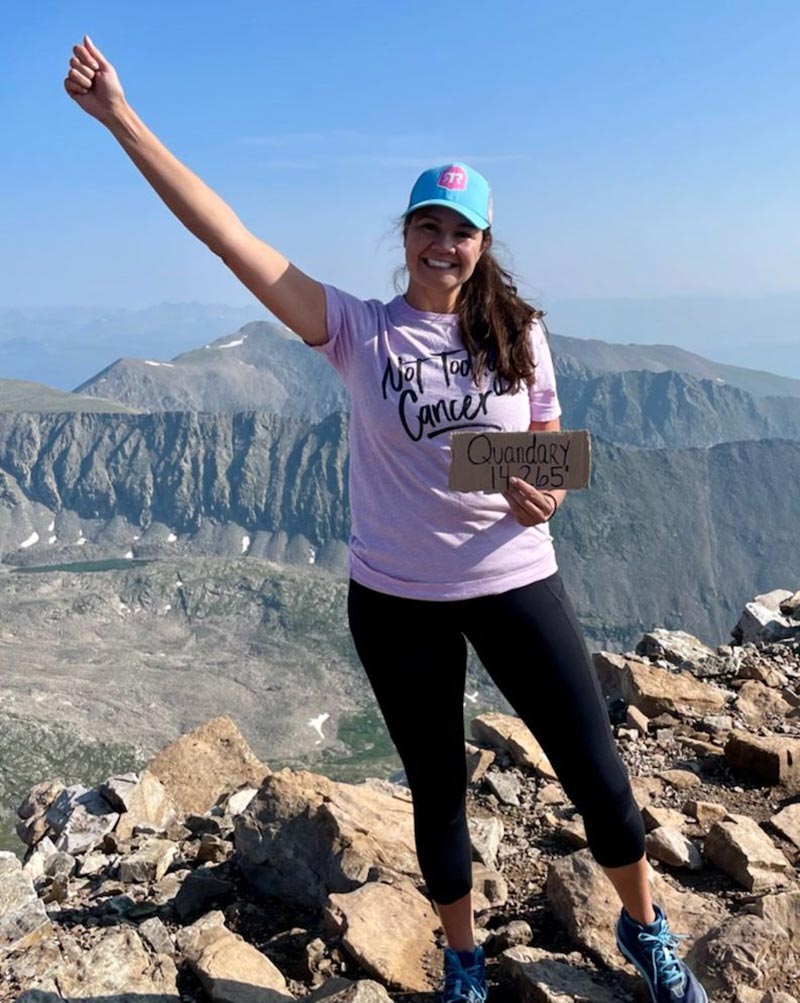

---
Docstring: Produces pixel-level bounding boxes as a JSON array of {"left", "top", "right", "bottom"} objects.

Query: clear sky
[{"left": 3, "top": 1, "right": 800, "bottom": 368}]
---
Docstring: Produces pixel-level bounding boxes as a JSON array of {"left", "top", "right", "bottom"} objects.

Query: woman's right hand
[{"left": 63, "top": 36, "right": 127, "bottom": 125}]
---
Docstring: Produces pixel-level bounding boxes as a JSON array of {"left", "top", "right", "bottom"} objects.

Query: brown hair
[{"left": 400, "top": 213, "right": 546, "bottom": 393}]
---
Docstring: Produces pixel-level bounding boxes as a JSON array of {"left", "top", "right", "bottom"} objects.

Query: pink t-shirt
[{"left": 312, "top": 285, "right": 563, "bottom": 600}]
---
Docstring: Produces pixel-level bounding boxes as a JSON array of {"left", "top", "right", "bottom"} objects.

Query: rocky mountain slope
[
  {"left": 2, "top": 590, "right": 799, "bottom": 1003},
  {"left": 73, "top": 321, "right": 348, "bottom": 420},
  {"left": 69, "top": 320, "right": 800, "bottom": 443},
  {"left": 555, "top": 366, "right": 800, "bottom": 448},
  {"left": 0, "top": 378, "right": 138, "bottom": 414}
]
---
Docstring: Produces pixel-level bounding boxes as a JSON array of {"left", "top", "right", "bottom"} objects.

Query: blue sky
[{"left": 3, "top": 1, "right": 799, "bottom": 372}]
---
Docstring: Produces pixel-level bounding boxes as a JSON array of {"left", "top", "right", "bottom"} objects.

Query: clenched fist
[{"left": 63, "top": 35, "right": 126, "bottom": 125}]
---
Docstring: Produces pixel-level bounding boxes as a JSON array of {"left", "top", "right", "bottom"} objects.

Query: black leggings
[{"left": 347, "top": 571, "right": 645, "bottom": 905}]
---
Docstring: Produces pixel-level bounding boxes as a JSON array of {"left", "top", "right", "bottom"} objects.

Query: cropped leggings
[{"left": 347, "top": 571, "right": 645, "bottom": 905}]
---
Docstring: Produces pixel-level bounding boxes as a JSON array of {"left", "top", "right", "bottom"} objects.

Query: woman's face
[{"left": 404, "top": 206, "right": 486, "bottom": 309}]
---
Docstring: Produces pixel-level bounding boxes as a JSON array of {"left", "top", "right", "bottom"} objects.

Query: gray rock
[
  {"left": 635, "top": 629, "right": 716, "bottom": 670},
  {"left": 472, "top": 862, "right": 509, "bottom": 910},
  {"left": 174, "top": 868, "right": 237, "bottom": 921},
  {"left": 305, "top": 979, "right": 393, "bottom": 1003},
  {"left": 0, "top": 851, "right": 51, "bottom": 952},
  {"left": 138, "top": 916, "right": 174, "bottom": 956},
  {"left": 484, "top": 920, "right": 533, "bottom": 954},
  {"left": 44, "top": 851, "right": 76, "bottom": 879},
  {"left": 484, "top": 769, "right": 521, "bottom": 806},
  {"left": 44, "top": 785, "right": 119, "bottom": 855},
  {"left": 119, "top": 838, "right": 178, "bottom": 883},
  {"left": 733, "top": 600, "right": 797, "bottom": 645},
  {"left": 226, "top": 786, "right": 259, "bottom": 817},
  {"left": 468, "top": 815, "right": 504, "bottom": 870}
]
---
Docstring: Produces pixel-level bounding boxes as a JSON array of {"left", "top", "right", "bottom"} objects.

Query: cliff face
[
  {"left": 0, "top": 407, "right": 798, "bottom": 651},
  {"left": 555, "top": 368, "right": 800, "bottom": 448},
  {"left": 0, "top": 410, "right": 350, "bottom": 559}
]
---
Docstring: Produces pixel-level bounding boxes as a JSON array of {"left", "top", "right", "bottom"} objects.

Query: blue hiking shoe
[
  {"left": 442, "top": 945, "right": 488, "bottom": 1003},
  {"left": 615, "top": 905, "right": 708, "bottom": 1003}
]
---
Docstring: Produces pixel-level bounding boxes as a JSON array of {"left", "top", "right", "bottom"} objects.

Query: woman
[{"left": 64, "top": 36, "right": 707, "bottom": 1003}]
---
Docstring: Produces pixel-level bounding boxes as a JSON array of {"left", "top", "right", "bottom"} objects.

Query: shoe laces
[
  {"left": 444, "top": 951, "right": 486, "bottom": 1003},
  {"left": 637, "top": 921, "right": 689, "bottom": 988}
]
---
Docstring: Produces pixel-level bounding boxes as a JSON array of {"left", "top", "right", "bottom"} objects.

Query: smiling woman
[{"left": 63, "top": 36, "right": 708, "bottom": 1003}]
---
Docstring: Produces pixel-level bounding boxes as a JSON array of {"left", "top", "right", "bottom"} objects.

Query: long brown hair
[{"left": 400, "top": 213, "right": 546, "bottom": 393}]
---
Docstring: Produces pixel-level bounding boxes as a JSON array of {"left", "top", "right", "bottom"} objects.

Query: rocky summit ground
[{"left": 1, "top": 586, "right": 799, "bottom": 1003}]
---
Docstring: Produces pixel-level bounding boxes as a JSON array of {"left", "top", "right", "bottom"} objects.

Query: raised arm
[{"left": 63, "top": 35, "right": 328, "bottom": 346}]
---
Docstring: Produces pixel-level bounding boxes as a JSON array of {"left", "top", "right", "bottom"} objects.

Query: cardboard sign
[{"left": 449, "top": 429, "right": 591, "bottom": 493}]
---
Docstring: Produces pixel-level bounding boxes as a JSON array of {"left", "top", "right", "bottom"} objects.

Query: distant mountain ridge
[
  {"left": 0, "top": 407, "right": 797, "bottom": 650},
  {"left": 549, "top": 332, "right": 800, "bottom": 399},
  {"left": 0, "top": 378, "right": 138, "bottom": 414},
  {"left": 65, "top": 321, "right": 800, "bottom": 450}
]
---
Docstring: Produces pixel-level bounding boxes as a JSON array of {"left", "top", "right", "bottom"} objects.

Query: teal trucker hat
[{"left": 405, "top": 162, "right": 493, "bottom": 230}]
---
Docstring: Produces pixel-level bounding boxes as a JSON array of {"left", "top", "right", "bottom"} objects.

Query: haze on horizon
[{"left": 3, "top": 1, "right": 799, "bottom": 378}]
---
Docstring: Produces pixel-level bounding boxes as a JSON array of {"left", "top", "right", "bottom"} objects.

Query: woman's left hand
[{"left": 503, "top": 476, "right": 557, "bottom": 526}]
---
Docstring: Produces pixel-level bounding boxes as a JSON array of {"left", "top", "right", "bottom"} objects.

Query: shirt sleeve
[
  {"left": 310, "top": 284, "right": 379, "bottom": 385},
  {"left": 528, "top": 317, "right": 562, "bottom": 422}
]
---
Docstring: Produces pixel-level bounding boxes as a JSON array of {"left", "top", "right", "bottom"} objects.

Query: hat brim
[{"left": 404, "top": 199, "right": 491, "bottom": 231}]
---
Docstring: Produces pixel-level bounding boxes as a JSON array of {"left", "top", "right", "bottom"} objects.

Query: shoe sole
[{"left": 616, "top": 931, "right": 708, "bottom": 1003}]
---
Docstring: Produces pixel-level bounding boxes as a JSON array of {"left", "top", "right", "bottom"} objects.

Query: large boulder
[
  {"left": 43, "top": 785, "right": 119, "bottom": 855},
  {"left": 725, "top": 732, "right": 800, "bottom": 789},
  {"left": 635, "top": 629, "right": 716, "bottom": 669},
  {"left": 544, "top": 848, "right": 717, "bottom": 968},
  {"left": 703, "top": 814, "right": 793, "bottom": 891},
  {"left": 733, "top": 594, "right": 797, "bottom": 644},
  {"left": 0, "top": 852, "right": 51, "bottom": 954},
  {"left": 324, "top": 880, "right": 439, "bottom": 992},
  {"left": 177, "top": 910, "right": 293, "bottom": 1003},
  {"left": 685, "top": 913, "right": 791, "bottom": 995},
  {"left": 146, "top": 715, "right": 269, "bottom": 816},
  {"left": 10, "top": 926, "right": 179, "bottom": 1001},
  {"left": 235, "top": 769, "right": 419, "bottom": 907},
  {"left": 592, "top": 654, "right": 728, "bottom": 717}
]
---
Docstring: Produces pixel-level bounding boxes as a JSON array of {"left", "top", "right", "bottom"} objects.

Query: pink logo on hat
[{"left": 437, "top": 166, "right": 467, "bottom": 191}]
